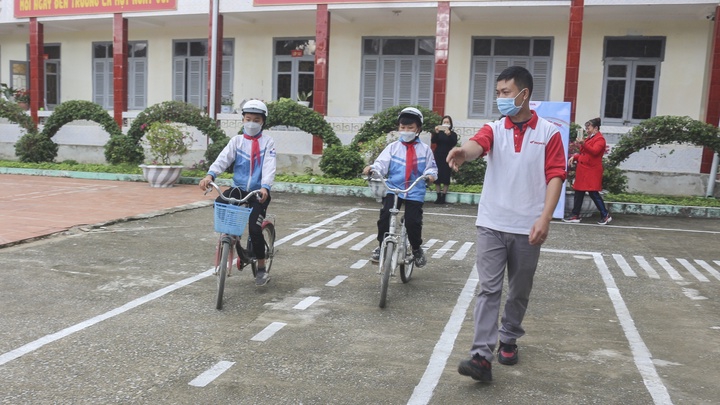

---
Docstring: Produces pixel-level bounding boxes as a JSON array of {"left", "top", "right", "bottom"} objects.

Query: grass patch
[{"left": 1, "top": 160, "right": 718, "bottom": 207}]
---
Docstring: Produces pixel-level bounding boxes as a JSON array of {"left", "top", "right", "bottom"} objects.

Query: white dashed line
[
  {"left": 450, "top": 242, "right": 474, "bottom": 261},
  {"left": 327, "top": 232, "right": 364, "bottom": 249},
  {"left": 694, "top": 259, "right": 720, "bottom": 281},
  {"left": 251, "top": 322, "right": 287, "bottom": 342},
  {"left": 612, "top": 253, "right": 637, "bottom": 277},
  {"left": 293, "top": 296, "right": 320, "bottom": 310},
  {"left": 326, "top": 275, "right": 348, "bottom": 286},
  {"left": 351, "top": 260, "right": 369, "bottom": 269},
  {"left": 308, "top": 231, "right": 348, "bottom": 247},
  {"left": 189, "top": 361, "right": 235, "bottom": 387},
  {"left": 676, "top": 258, "right": 709, "bottom": 282},
  {"left": 292, "top": 229, "right": 328, "bottom": 246},
  {"left": 351, "top": 234, "right": 377, "bottom": 251},
  {"left": 634, "top": 256, "right": 660, "bottom": 279},
  {"left": 431, "top": 240, "right": 457, "bottom": 259},
  {"left": 655, "top": 257, "right": 683, "bottom": 281}
]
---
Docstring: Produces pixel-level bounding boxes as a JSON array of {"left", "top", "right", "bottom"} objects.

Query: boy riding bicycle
[
  {"left": 362, "top": 107, "right": 438, "bottom": 267},
  {"left": 198, "top": 99, "right": 277, "bottom": 286}
]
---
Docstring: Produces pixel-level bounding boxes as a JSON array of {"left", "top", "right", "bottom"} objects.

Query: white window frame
[
  {"left": 92, "top": 41, "right": 148, "bottom": 110},
  {"left": 360, "top": 37, "right": 434, "bottom": 115},
  {"left": 172, "top": 39, "right": 233, "bottom": 109},
  {"left": 468, "top": 37, "right": 552, "bottom": 119}
]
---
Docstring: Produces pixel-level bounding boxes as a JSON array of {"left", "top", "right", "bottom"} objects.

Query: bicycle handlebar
[
  {"left": 367, "top": 171, "right": 430, "bottom": 195},
  {"left": 204, "top": 181, "right": 262, "bottom": 205}
]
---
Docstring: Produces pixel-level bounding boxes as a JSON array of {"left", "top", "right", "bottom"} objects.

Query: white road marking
[
  {"left": 293, "top": 296, "right": 320, "bottom": 310},
  {"left": 675, "top": 258, "right": 709, "bottom": 282},
  {"left": 0, "top": 268, "right": 214, "bottom": 367},
  {"left": 634, "top": 256, "right": 660, "bottom": 279},
  {"left": 612, "top": 254, "right": 637, "bottom": 277},
  {"left": 188, "top": 361, "right": 235, "bottom": 387},
  {"left": 450, "top": 242, "right": 474, "bottom": 261},
  {"left": 408, "top": 266, "right": 478, "bottom": 405},
  {"left": 327, "top": 232, "right": 364, "bottom": 249},
  {"left": 655, "top": 257, "right": 683, "bottom": 281},
  {"left": 431, "top": 240, "right": 457, "bottom": 259},
  {"left": 351, "top": 260, "right": 369, "bottom": 269},
  {"left": 694, "top": 259, "right": 720, "bottom": 281},
  {"left": 350, "top": 234, "right": 377, "bottom": 251},
  {"left": 308, "top": 231, "right": 348, "bottom": 247},
  {"left": 275, "top": 208, "right": 360, "bottom": 246},
  {"left": 422, "top": 239, "right": 439, "bottom": 250},
  {"left": 292, "top": 229, "right": 328, "bottom": 246},
  {"left": 326, "top": 275, "right": 348, "bottom": 286},
  {"left": 591, "top": 253, "right": 674, "bottom": 405},
  {"left": 681, "top": 287, "right": 708, "bottom": 300},
  {"left": 251, "top": 322, "right": 287, "bottom": 342}
]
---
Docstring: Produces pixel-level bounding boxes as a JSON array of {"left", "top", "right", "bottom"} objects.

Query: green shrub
[
  {"left": 601, "top": 161, "right": 628, "bottom": 194},
  {"left": 266, "top": 98, "right": 340, "bottom": 147},
  {"left": 319, "top": 145, "right": 364, "bottom": 179},
  {"left": 351, "top": 105, "right": 442, "bottom": 148},
  {"left": 453, "top": 158, "right": 487, "bottom": 186},
  {"left": 14, "top": 132, "right": 58, "bottom": 163}
]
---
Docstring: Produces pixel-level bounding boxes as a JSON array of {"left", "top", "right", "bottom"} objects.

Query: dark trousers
[
  {"left": 376, "top": 195, "right": 424, "bottom": 251},
  {"left": 217, "top": 187, "right": 271, "bottom": 259},
  {"left": 572, "top": 190, "right": 608, "bottom": 218}
]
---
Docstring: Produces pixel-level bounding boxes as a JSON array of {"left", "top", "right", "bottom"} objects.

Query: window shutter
[
  {"left": 416, "top": 58, "right": 433, "bottom": 108},
  {"left": 108, "top": 64, "right": 114, "bottom": 108},
  {"left": 381, "top": 59, "right": 397, "bottom": 110},
  {"left": 470, "top": 58, "right": 489, "bottom": 117},
  {"left": 361, "top": 58, "right": 378, "bottom": 114},
  {"left": 187, "top": 58, "right": 204, "bottom": 107},
  {"left": 221, "top": 57, "right": 232, "bottom": 98},
  {"left": 173, "top": 59, "right": 186, "bottom": 102},
  {"left": 130, "top": 58, "right": 147, "bottom": 110},
  {"left": 93, "top": 60, "right": 107, "bottom": 108},
  {"left": 531, "top": 59, "right": 549, "bottom": 102},
  {"left": 491, "top": 59, "right": 510, "bottom": 117}
]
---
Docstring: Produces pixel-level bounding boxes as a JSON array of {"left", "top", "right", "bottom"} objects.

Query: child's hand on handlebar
[{"left": 199, "top": 175, "right": 213, "bottom": 191}]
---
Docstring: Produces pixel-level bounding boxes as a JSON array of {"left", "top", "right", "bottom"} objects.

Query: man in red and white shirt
[{"left": 450, "top": 66, "right": 566, "bottom": 382}]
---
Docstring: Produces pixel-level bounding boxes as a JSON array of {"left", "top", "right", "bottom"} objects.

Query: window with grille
[
  {"left": 172, "top": 39, "right": 234, "bottom": 109},
  {"left": 92, "top": 41, "right": 147, "bottom": 110}
]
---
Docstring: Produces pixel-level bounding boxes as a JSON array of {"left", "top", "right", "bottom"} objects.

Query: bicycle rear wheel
[
  {"left": 399, "top": 222, "right": 414, "bottom": 283},
  {"left": 216, "top": 240, "right": 231, "bottom": 310},
  {"left": 250, "top": 221, "right": 276, "bottom": 277},
  {"left": 379, "top": 242, "right": 394, "bottom": 309}
]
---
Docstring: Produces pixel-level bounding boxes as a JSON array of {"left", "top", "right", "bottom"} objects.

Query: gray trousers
[{"left": 470, "top": 226, "right": 541, "bottom": 362}]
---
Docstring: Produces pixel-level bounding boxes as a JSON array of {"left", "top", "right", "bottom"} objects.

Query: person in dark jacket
[
  {"left": 563, "top": 117, "right": 612, "bottom": 225},
  {"left": 430, "top": 115, "right": 458, "bottom": 204}
]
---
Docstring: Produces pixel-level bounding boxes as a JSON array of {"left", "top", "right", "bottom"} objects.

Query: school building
[{"left": 1, "top": 0, "right": 719, "bottom": 195}]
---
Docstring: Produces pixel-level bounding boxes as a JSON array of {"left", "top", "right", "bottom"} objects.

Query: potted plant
[
  {"left": 297, "top": 90, "right": 312, "bottom": 107},
  {"left": 220, "top": 93, "right": 234, "bottom": 114},
  {"left": 13, "top": 88, "right": 30, "bottom": 110},
  {"left": 139, "top": 121, "right": 194, "bottom": 187}
]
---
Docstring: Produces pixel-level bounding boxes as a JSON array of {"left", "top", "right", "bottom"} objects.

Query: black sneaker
[
  {"left": 255, "top": 268, "right": 269, "bottom": 286},
  {"left": 497, "top": 341, "right": 518, "bottom": 365},
  {"left": 412, "top": 248, "right": 426, "bottom": 268},
  {"left": 458, "top": 354, "right": 492, "bottom": 382},
  {"left": 370, "top": 247, "right": 381, "bottom": 263}
]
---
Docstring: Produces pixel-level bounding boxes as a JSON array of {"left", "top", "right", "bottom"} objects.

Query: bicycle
[
  {"left": 367, "top": 172, "right": 429, "bottom": 309},
  {"left": 204, "top": 182, "right": 276, "bottom": 310}
]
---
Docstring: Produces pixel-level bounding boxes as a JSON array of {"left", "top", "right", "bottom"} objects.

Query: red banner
[{"left": 15, "top": 0, "right": 177, "bottom": 18}]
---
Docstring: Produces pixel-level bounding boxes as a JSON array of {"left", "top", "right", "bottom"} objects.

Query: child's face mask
[{"left": 399, "top": 131, "right": 417, "bottom": 142}]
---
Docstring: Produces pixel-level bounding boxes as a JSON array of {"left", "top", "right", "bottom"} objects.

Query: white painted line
[
  {"left": 188, "top": 361, "right": 235, "bottom": 387},
  {"left": 308, "top": 231, "right": 348, "bottom": 247},
  {"left": 591, "top": 253, "right": 673, "bottom": 405},
  {"left": 612, "top": 254, "right": 637, "bottom": 277},
  {"left": 715, "top": 260, "right": 720, "bottom": 269},
  {"left": 293, "top": 296, "right": 321, "bottom": 310},
  {"left": 450, "top": 242, "right": 474, "bottom": 261},
  {"left": 326, "top": 275, "right": 348, "bottom": 286},
  {"left": 676, "top": 258, "right": 709, "bottom": 282},
  {"left": 0, "top": 268, "right": 214, "bottom": 367},
  {"left": 327, "top": 231, "right": 364, "bottom": 249},
  {"left": 275, "top": 208, "right": 360, "bottom": 246},
  {"left": 634, "top": 256, "right": 660, "bottom": 279},
  {"left": 423, "top": 239, "right": 439, "bottom": 250},
  {"left": 351, "top": 234, "right": 377, "bottom": 251},
  {"left": 654, "top": 257, "right": 683, "bottom": 281},
  {"left": 351, "top": 260, "right": 369, "bottom": 269},
  {"left": 251, "top": 322, "right": 287, "bottom": 342},
  {"left": 431, "top": 240, "right": 457, "bottom": 259},
  {"left": 681, "top": 287, "right": 708, "bottom": 300},
  {"left": 408, "top": 266, "right": 478, "bottom": 405},
  {"left": 292, "top": 229, "right": 328, "bottom": 246},
  {"left": 694, "top": 259, "right": 720, "bottom": 281}
]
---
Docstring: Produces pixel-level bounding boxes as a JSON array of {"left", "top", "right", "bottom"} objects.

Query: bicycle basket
[
  {"left": 368, "top": 178, "right": 388, "bottom": 202},
  {"left": 214, "top": 202, "right": 253, "bottom": 236}
]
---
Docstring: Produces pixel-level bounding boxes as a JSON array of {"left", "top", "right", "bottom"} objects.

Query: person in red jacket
[{"left": 563, "top": 117, "right": 612, "bottom": 225}]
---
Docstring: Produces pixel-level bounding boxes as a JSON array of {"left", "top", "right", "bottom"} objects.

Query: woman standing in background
[{"left": 431, "top": 115, "right": 458, "bottom": 204}]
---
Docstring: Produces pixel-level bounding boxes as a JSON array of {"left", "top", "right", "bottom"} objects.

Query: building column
[
  {"left": 207, "top": 0, "right": 224, "bottom": 117},
  {"left": 313, "top": 4, "right": 330, "bottom": 154},
  {"left": 563, "top": 0, "right": 584, "bottom": 123},
  {"left": 113, "top": 14, "right": 128, "bottom": 128},
  {"left": 432, "top": 2, "right": 450, "bottom": 117},
  {"left": 701, "top": 5, "right": 720, "bottom": 174},
  {"left": 29, "top": 18, "right": 45, "bottom": 124}
]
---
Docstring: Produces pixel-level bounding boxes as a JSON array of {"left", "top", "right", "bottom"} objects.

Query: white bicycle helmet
[
  {"left": 398, "top": 107, "right": 424, "bottom": 126},
  {"left": 241, "top": 99, "right": 268, "bottom": 117}
]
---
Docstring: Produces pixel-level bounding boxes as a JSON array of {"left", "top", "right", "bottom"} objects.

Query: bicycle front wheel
[
  {"left": 379, "top": 242, "right": 394, "bottom": 309},
  {"left": 399, "top": 228, "right": 414, "bottom": 283},
  {"left": 250, "top": 221, "right": 276, "bottom": 277},
  {"left": 216, "top": 240, "right": 231, "bottom": 310}
]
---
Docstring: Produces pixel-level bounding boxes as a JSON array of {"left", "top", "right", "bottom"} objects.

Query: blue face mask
[{"left": 496, "top": 88, "right": 527, "bottom": 117}]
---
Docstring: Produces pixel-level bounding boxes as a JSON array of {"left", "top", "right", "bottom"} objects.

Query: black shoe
[
  {"left": 412, "top": 248, "right": 426, "bottom": 268},
  {"left": 458, "top": 354, "right": 492, "bottom": 382},
  {"left": 434, "top": 193, "right": 442, "bottom": 204},
  {"left": 439, "top": 193, "right": 446, "bottom": 204},
  {"left": 497, "top": 341, "right": 518, "bottom": 365}
]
